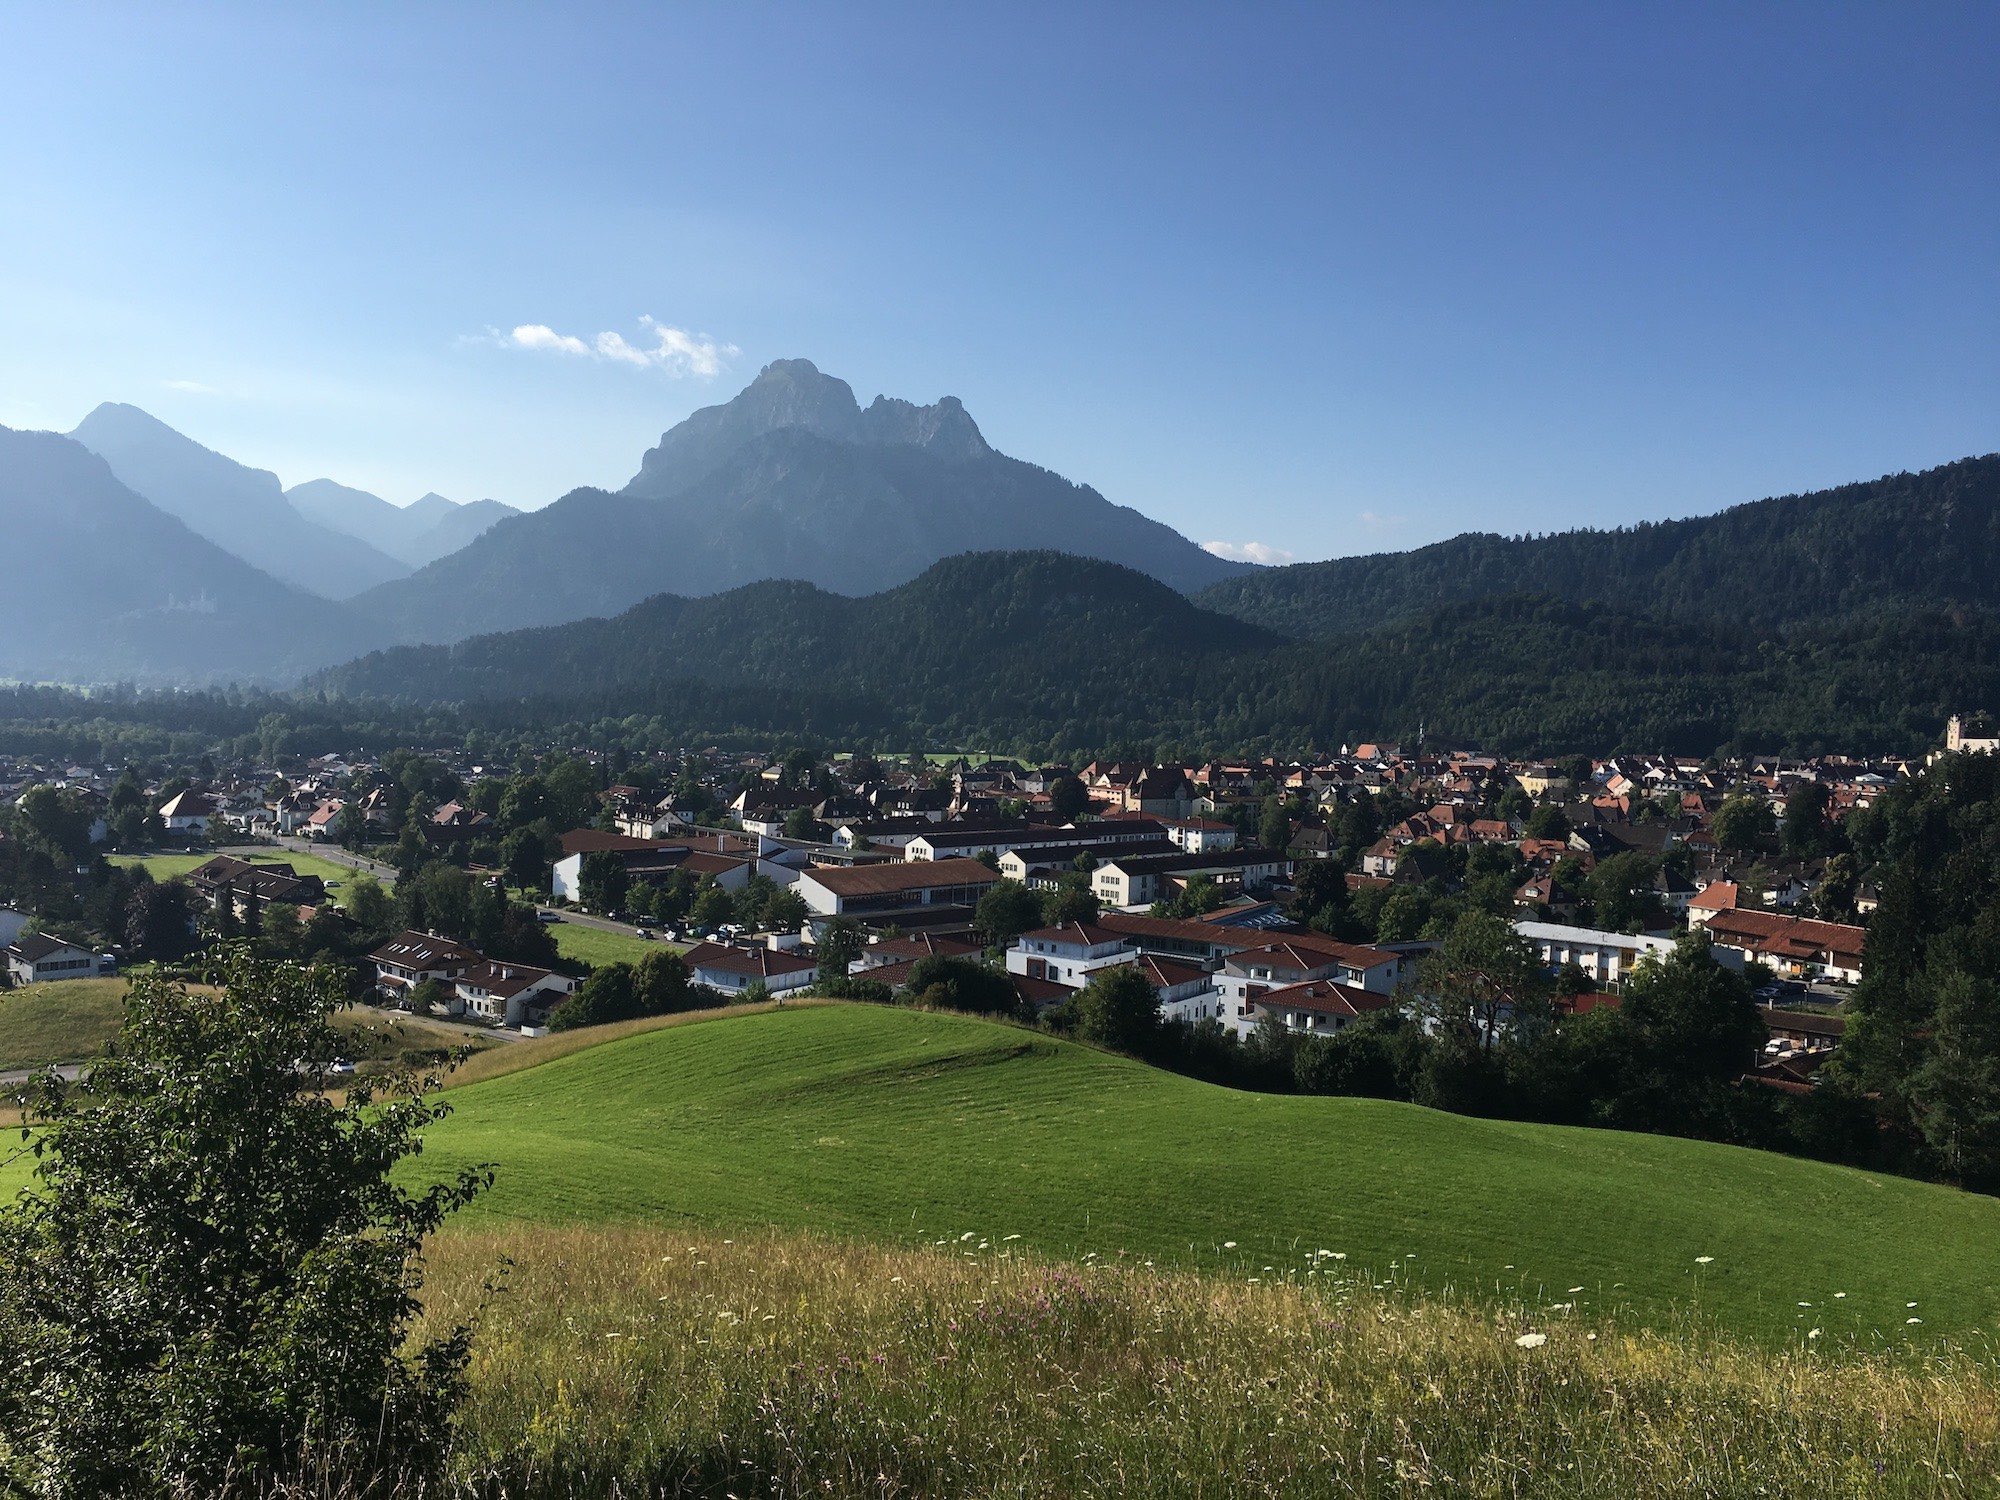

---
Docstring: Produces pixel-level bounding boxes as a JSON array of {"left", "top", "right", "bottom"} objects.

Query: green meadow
[
  {"left": 109, "top": 847, "right": 372, "bottom": 907},
  {"left": 545, "top": 919, "right": 676, "bottom": 969},
  {"left": 0, "top": 980, "right": 133, "bottom": 1070},
  {"left": 418, "top": 1003, "right": 2000, "bottom": 1350}
]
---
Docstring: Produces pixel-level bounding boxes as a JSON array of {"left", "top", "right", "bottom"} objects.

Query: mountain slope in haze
[
  {"left": 68, "top": 404, "right": 412, "bottom": 599},
  {"left": 0, "top": 427, "right": 385, "bottom": 683},
  {"left": 286, "top": 479, "right": 518, "bottom": 568},
  {"left": 351, "top": 359, "right": 1248, "bottom": 644},
  {"left": 314, "top": 548, "right": 2000, "bottom": 757},
  {"left": 1198, "top": 454, "right": 2000, "bottom": 640}
]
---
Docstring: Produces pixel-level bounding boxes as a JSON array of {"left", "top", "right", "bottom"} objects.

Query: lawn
[
  {"left": 109, "top": 847, "right": 379, "bottom": 909},
  {"left": 546, "top": 920, "right": 678, "bottom": 970},
  {"left": 416, "top": 1003, "right": 2000, "bottom": 1349},
  {"left": 0, "top": 979, "right": 133, "bottom": 1069},
  {"left": 0, "top": 978, "right": 495, "bottom": 1074}
]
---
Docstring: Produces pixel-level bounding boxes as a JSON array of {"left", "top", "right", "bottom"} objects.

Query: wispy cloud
[
  {"left": 490, "top": 316, "right": 738, "bottom": 377},
  {"left": 161, "top": 378, "right": 219, "bottom": 395},
  {"left": 1203, "top": 539, "right": 1296, "bottom": 566},
  {"left": 1357, "top": 510, "right": 1406, "bottom": 531}
]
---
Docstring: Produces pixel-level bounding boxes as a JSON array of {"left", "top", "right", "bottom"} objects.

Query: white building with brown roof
[
  {"left": 681, "top": 941, "right": 818, "bottom": 996},
  {"left": 1006, "top": 923, "right": 1138, "bottom": 987},
  {"left": 4, "top": 931, "right": 111, "bottom": 987},
  {"left": 454, "top": 959, "right": 574, "bottom": 1027},
  {"left": 1214, "top": 935, "right": 1414, "bottom": 1037},
  {"left": 1248, "top": 977, "right": 1398, "bottom": 1037},
  {"left": 794, "top": 857, "right": 999, "bottom": 922}
]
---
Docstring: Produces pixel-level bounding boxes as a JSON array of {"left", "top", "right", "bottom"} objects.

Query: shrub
[{"left": 0, "top": 947, "right": 487, "bottom": 1496}]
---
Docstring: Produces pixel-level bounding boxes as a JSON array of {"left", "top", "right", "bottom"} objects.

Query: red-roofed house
[
  {"left": 1006, "top": 922, "right": 1138, "bottom": 987},
  {"left": 682, "top": 940, "right": 818, "bottom": 996},
  {"left": 1247, "top": 977, "right": 1397, "bottom": 1037},
  {"left": 1214, "top": 935, "right": 1414, "bottom": 1038}
]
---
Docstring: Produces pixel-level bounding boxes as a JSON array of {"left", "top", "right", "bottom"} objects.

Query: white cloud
[
  {"left": 1202, "top": 539, "right": 1296, "bottom": 567},
  {"left": 508, "top": 325, "right": 592, "bottom": 357},
  {"left": 1357, "top": 510, "right": 1406, "bottom": 530},
  {"left": 161, "top": 378, "right": 219, "bottom": 394},
  {"left": 497, "top": 316, "right": 737, "bottom": 377}
]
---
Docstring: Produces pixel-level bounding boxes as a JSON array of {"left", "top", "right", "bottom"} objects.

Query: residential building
[
  {"left": 851, "top": 933, "right": 982, "bottom": 972},
  {"left": 1162, "top": 817, "right": 1237, "bottom": 854},
  {"left": 1091, "top": 847, "right": 1291, "bottom": 910},
  {"left": 1703, "top": 909, "right": 1866, "bottom": 984},
  {"left": 157, "top": 789, "right": 218, "bottom": 835},
  {"left": 682, "top": 940, "right": 819, "bottom": 995},
  {"left": 1214, "top": 936, "right": 1414, "bottom": 1037},
  {"left": 185, "top": 854, "right": 328, "bottom": 923},
  {"left": 453, "top": 959, "right": 575, "bottom": 1028},
  {"left": 1247, "top": 977, "right": 1397, "bottom": 1037},
  {"left": 795, "top": 856, "right": 1000, "bottom": 923},
  {"left": 1513, "top": 920, "right": 1701, "bottom": 990},
  {"left": 551, "top": 829, "right": 753, "bottom": 902},
  {"left": 4, "top": 931, "right": 111, "bottom": 987},
  {"left": 1006, "top": 923, "right": 1139, "bottom": 987},
  {"left": 368, "top": 930, "right": 482, "bottom": 1003}
]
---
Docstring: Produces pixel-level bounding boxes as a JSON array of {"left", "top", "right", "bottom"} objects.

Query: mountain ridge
[
  {"left": 1198, "top": 454, "right": 2000, "bottom": 639},
  {"left": 349, "top": 359, "right": 1247, "bottom": 643},
  {"left": 286, "top": 477, "right": 518, "bottom": 568},
  {"left": 68, "top": 404, "right": 413, "bottom": 600},
  {"left": 0, "top": 425, "right": 386, "bottom": 682},
  {"left": 311, "top": 547, "right": 2000, "bottom": 757}
]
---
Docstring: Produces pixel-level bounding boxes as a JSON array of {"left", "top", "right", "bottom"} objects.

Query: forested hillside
[
  {"left": 1198, "top": 455, "right": 2000, "bottom": 639},
  {"left": 314, "top": 551, "right": 2000, "bottom": 757}
]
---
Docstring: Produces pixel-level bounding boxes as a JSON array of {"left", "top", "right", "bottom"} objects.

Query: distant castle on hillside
[{"left": 1944, "top": 715, "right": 2000, "bottom": 755}]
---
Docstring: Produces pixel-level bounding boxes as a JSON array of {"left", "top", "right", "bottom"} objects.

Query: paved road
[
  {"left": 255, "top": 836, "right": 399, "bottom": 885},
  {"left": 0, "top": 1062, "right": 86, "bottom": 1090}
]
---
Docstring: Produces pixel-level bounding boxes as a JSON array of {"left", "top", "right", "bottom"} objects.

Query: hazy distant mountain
[
  {"left": 0, "top": 426, "right": 383, "bottom": 683},
  {"left": 286, "top": 479, "right": 518, "bottom": 568},
  {"left": 69, "top": 404, "right": 411, "bottom": 599},
  {"left": 351, "top": 359, "right": 1248, "bottom": 643},
  {"left": 1198, "top": 454, "right": 2000, "bottom": 640}
]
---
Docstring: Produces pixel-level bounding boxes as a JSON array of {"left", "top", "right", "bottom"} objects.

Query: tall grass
[{"left": 401, "top": 1226, "right": 2000, "bottom": 1498}]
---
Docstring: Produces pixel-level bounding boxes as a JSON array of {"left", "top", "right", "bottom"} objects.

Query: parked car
[
  {"left": 537, "top": 911, "right": 563, "bottom": 924},
  {"left": 637, "top": 927, "right": 654, "bottom": 941}
]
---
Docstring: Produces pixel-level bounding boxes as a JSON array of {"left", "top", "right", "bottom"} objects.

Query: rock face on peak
[
  {"left": 857, "top": 393, "right": 990, "bottom": 459},
  {"left": 354, "top": 360, "right": 1249, "bottom": 645}
]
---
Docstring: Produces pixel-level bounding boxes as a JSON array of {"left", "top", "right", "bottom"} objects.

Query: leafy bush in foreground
[{"left": 0, "top": 948, "right": 488, "bottom": 1497}]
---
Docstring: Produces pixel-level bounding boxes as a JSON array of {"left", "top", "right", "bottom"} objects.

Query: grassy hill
[
  {"left": 419, "top": 1003, "right": 2000, "bottom": 1348},
  {"left": 0, "top": 982, "right": 492, "bottom": 1075},
  {"left": 0, "top": 980, "right": 132, "bottom": 1071}
]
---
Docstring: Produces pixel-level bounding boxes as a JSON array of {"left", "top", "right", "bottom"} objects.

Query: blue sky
[{"left": 2, "top": 3, "right": 1994, "bottom": 563}]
